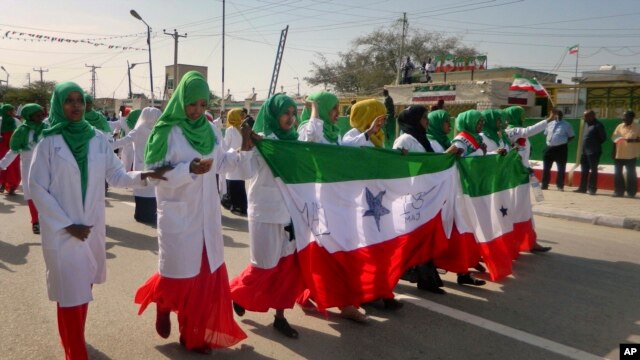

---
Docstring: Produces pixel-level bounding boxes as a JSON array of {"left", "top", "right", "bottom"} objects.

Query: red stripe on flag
[
  {"left": 297, "top": 212, "right": 449, "bottom": 310},
  {"left": 434, "top": 225, "right": 481, "bottom": 273},
  {"left": 515, "top": 220, "right": 537, "bottom": 252},
  {"left": 508, "top": 97, "right": 528, "bottom": 105},
  {"left": 478, "top": 232, "right": 517, "bottom": 281}
]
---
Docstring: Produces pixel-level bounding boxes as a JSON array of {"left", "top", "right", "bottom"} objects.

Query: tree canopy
[
  {"left": 1, "top": 81, "right": 56, "bottom": 108},
  {"left": 305, "top": 21, "right": 477, "bottom": 94}
]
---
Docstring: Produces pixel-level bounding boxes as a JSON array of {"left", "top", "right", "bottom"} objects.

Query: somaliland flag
[
  {"left": 454, "top": 152, "right": 534, "bottom": 281},
  {"left": 509, "top": 75, "right": 548, "bottom": 96},
  {"left": 256, "top": 139, "right": 456, "bottom": 310}
]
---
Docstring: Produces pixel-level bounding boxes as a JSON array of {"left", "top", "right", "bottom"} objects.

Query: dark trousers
[
  {"left": 614, "top": 158, "right": 638, "bottom": 196},
  {"left": 578, "top": 152, "right": 601, "bottom": 193},
  {"left": 227, "top": 179, "right": 247, "bottom": 213},
  {"left": 542, "top": 144, "right": 568, "bottom": 189},
  {"left": 134, "top": 196, "right": 157, "bottom": 224}
]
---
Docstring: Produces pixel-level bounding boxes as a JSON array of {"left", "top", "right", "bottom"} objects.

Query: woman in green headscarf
[
  {"left": 29, "top": 81, "right": 169, "bottom": 360},
  {"left": 0, "top": 103, "right": 22, "bottom": 194},
  {"left": 480, "top": 109, "right": 510, "bottom": 155},
  {"left": 427, "top": 109, "right": 460, "bottom": 154},
  {"left": 0, "top": 104, "right": 46, "bottom": 232},
  {"left": 451, "top": 109, "right": 486, "bottom": 157},
  {"left": 230, "top": 92, "right": 307, "bottom": 339},
  {"left": 503, "top": 106, "right": 552, "bottom": 169},
  {"left": 297, "top": 91, "right": 340, "bottom": 144},
  {"left": 135, "top": 71, "right": 248, "bottom": 353},
  {"left": 83, "top": 94, "right": 112, "bottom": 133}
]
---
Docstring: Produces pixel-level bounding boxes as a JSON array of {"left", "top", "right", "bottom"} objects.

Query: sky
[{"left": 2, "top": 0, "right": 639, "bottom": 101}]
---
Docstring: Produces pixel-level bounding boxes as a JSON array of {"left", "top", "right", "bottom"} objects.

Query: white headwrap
[{"left": 135, "top": 107, "right": 162, "bottom": 130}]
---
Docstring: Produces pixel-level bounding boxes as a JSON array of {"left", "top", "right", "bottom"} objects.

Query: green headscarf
[
  {"left": 0, "top": 104, "right": 18, "bottom": 133},
  {"left": 298, "top": 91, "right": 340, "bottom": 144},
  {"left": 145, "top": 71, "right": 214, "bottom": 165},
  {"left": 455, "top": 110, "right": 483, "bottom": 144},
  {"left": 126, "top": 109, "right": 142, "bottom": 130},
  {"left": 503, "top": 106, "right": 524, "bottom": 128},
  {"left": 9, "top": 103, "right": 46, "bottom": 152},
  {"left": 427, "top": 110, "right": 451, "bottom": 149},
  {"left": 43, "top": 82, "right": 96, "bottom": 203},
  {"left": 83, "top": 94, "right": 111, "bottom": 133},
  {"left": 481, "top": 109, "right": 510, "bottom": 146},
  {"left": 252, "top": 93, "right": 298, "bottom": 140}
]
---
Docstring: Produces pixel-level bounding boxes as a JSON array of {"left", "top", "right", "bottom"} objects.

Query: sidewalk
[{"left": 531, "top": 185, "right": 640, "bottom": 231}]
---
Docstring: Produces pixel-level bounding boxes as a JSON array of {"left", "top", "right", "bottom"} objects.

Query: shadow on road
[
  {"left": 106, "top": 225, "right": 158, "bottom": 255},
  {"left": 0, "top": 240, "right": 40, "bottom": 272},
  {"left": 154, "top": 342, "right": 275, "bottom": 359}
]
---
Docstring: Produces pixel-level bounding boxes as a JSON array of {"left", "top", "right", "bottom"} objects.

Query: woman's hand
[
  {"left": 496, "top": 148, "right": 508, "bottom": 156},
  {"left": 190, "top": 158, "right": 213, "bottom": 174},
  {"left": 141, "top": 165, "right": 174, "bottom": 181},
  {"left": 398, "top": 148, "right": 409, "bottom": 156},
  {"left": 65, "top": 224, "right": 92, "bottom": 241},
  {"left": 366, "top": 115, "right": 386, "bottom": 136},
  {"left": 241, "top": 120, "right": 259, "bottom": 150}
]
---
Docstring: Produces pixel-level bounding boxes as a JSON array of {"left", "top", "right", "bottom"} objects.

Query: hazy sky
[{"left": 2, "top": 0, "right": 639, "bottom": 101}]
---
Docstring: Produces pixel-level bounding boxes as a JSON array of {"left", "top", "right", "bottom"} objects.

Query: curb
[{"left": 532, "top": 207, "right": 640, "bottom": 231}]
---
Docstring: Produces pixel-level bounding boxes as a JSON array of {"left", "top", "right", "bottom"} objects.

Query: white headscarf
[{"left": 135, "top": 107, "right": 162, "bottom": 130}]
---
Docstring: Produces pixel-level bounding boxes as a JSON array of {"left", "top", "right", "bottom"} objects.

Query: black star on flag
[
  {"left": 363, "top": 187, "right": 390, "bottom": 232},
  {"left": 499, "top": 206, "right": 508, "bottom": 217}
]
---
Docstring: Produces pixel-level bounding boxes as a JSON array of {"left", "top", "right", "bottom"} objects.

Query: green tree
[
  {"left": 305, "top": 20, "right": 477, "bottom": 93},
  {"left": 1, "top": 81, "right": 56, "bottom": 108}
]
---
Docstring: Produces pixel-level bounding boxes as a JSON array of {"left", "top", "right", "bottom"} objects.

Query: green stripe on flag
[
  {"left": 256, "top": 139, "right": 456, "bottom": 184},
  {"left": 457, "top": 151, "right": 529, "bottom": 197}
]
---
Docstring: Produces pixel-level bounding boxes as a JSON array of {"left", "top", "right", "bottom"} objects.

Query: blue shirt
[{"left": 544, "top": 120, "right": 574, "bottom": 146}]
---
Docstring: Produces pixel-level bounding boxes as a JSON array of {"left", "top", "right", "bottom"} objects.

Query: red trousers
[
  {"left": 27, "top": 199, "right": 38, "bottom": 224},
  {"left": 57, "top": 303, "right": 88, "bottom": 360},
  {"left": 0, "top": 131, "right": 21, "bottom": 191}
]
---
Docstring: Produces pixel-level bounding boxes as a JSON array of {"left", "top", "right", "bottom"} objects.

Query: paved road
[{"left": 1, "top": 188, "right": 638, "bottom": 359}]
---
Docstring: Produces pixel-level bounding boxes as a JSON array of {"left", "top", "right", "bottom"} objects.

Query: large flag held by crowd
[{"left": 256, "top": 140, "right": 535, "bottom": 309}]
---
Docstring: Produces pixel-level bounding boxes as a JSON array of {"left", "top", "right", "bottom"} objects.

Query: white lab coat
[
  {"left": 505, "top": 120, "right": 547, "bottom": 168},
  {"left": 0, "top": 129, "right": 36, "bottom": 199},
  {"left": 151, "top": 124, "right": 244, "bottom": 278},
  {"left": 223, "top": 126, "right": 245, "bottom": 181},
  {"left": 342, "top": 128, "right": 374, "bottom": 148},
  {"left": 392, "top": 133, "right": 430, "bottom": 153},
  {"left": 29, "top": 132, "right": 145, "bottom": 307},
  {"left": 479, "top": 133, "right": 510, "bottom": 154},
  {"left": 297, "top": 117, "right": 342, "bottom": 145},
  {"left": 112, "top": 126, "right": 155, "bottom": 198},
  {"left": 242, "top": 133, "right": 295, "bottom": 268},
  {"left": 117, "top": 116, "right": 134, "bottom": 171}
]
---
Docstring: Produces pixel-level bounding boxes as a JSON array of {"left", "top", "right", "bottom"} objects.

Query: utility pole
[
  {"left": 26, "top": 73, "right": 30, "bottom": 86},
  {"left": 33, "top": 67, "right": 48, "bottom": 83},
  {"left": 395, "top": 12, "right": 408, "bottom": 85},
  {"left": 163, "top": 28, "right": 187, "bottom": 94},
  {"left": 85, "top": 64, "right": 101, "bottom": 98}
]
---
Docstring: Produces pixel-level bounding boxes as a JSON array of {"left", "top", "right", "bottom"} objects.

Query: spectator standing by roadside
[
  {"left": 611, "top": 110, "right": 640, "bottom": 198},
  {"left": 541, "top": 109, "right": 574, "bottom": 191},
  {"left": 574, "top": 110, "right": 606, "bottom": 195},
  {"left": 383, "top": 89, "right": 395, "bottom": 143}
]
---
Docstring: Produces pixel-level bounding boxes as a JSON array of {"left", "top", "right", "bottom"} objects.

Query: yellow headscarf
[
  {"left": 226, "top": 108, "right": 244, "bottom": 129},
  {"left": 349, "top": 99, "right": 386, "bottom": 148}
]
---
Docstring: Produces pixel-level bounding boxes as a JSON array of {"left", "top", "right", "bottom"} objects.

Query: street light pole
[
  {"left": 130, "top": 10, "right": 154, "bottom": 106},
  {"left": 127, "top": 61, "right": 148, "bottom": 100},
  {"left": 294, "top": 77, "right": 300, "bottom": 96},
  {"left": 1, "top": 66, "right": 9, "bottom": 88}
]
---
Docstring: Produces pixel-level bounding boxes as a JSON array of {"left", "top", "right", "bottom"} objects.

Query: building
[{"left": 165, "top": 64, "right": 208, "bottom": 99}]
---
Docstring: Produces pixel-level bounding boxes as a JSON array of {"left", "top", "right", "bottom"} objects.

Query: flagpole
[{"left": 573, "top": 44, "right": 579, "bottom": 116}]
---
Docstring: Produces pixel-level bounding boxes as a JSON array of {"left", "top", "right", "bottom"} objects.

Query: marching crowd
[{"left": 0, "top": 70, "right": 639, "bottom": 358}]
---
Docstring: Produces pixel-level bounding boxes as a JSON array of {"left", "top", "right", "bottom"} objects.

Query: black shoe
[
  {"left": 613, "top": 193, "right": 623, "bottom": 198},
  {"left": 32, "top": 223, "right": 40, "bottom": 235},
  {"left": 273, "top": 317, "right": 299, "bottom": 338},
  {"left": 7, "top": 188, "right": 16, "bottom": 195},
  {"left": 155, "top": 310, "right": 171, "bottom": 339},
  {"left": 233, "top": 302, "right": 245, "bottom": 317},
  {"left": 588, "top": 191, "right": 596, "bottom": 195},
  {"left": 474, "top": 263, "right": 487, "bottom": 273},
  {"left": 457, "top": 273, "right": 486, "bottom": 286},
  {"left": 417, "top": 282, "right": 446, "bottom": 294},
  {"left": 382, "top": 298, "right": 404, "bottom": 310},
  {"left": 540, "top": 186, "right": 548, "bottom": 190},
  {"left": 573, "top": 189, "right": 586, "bottom": 193},
  {"left": 0, "top": 185, "right": 4, "bottom": 193},
  {"left": 531, "top": 245, "right": 552, "bottom": 253}
]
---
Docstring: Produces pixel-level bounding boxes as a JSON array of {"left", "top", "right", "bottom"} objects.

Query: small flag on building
[
  {"left": 568, "top": 44, "right": 579, "bottom": 55},
  {"left": 509, "top": 75, "right": 549, "bottom": 96}
]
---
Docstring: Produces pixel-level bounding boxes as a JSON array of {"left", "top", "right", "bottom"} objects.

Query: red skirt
[
  {"left": 230, "top": 253, "right": 306, "bottom": 312},
  {"left": 135, "top": 250, "right": 247, "bottom": 350},
  {"left": 0, "top": 131, "right": 20, "bottom": 190}
]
